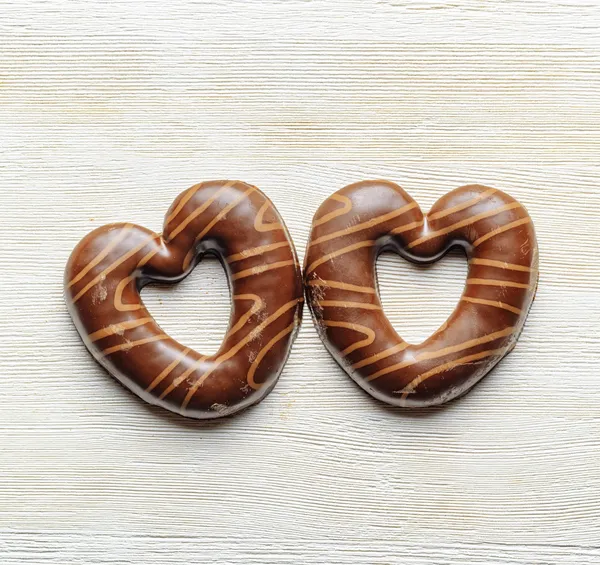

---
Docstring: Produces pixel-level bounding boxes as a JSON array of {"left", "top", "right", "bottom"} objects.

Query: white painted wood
[{"left": 1, "top": 1, "right": 599, "bottom": 563}]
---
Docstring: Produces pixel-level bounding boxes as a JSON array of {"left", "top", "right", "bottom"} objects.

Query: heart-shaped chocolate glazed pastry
[
  {"left": 305, "top": 181, "right": 538, "bottom": 407},
  {"left": 65, "top": 181, "right": 303, "bottom": 419}
]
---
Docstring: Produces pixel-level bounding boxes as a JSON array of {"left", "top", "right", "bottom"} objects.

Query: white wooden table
[{"left": 1, "top": 1, "right": 599, "bottom": 563}]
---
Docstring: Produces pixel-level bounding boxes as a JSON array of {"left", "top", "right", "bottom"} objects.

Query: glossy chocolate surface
[
  {"left": 66, "top": 181, "right": 303, "bottom": 419},
  {"left": 304, "top": 181, "right": 538, "bottom": 407}
]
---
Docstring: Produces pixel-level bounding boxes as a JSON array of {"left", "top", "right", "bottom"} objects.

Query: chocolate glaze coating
[
  {"left": 66, "top": 181, "right": 303, "bottom": 419},
  {"left": 305, "top": 181, "right": 538, "bottom": 407}
]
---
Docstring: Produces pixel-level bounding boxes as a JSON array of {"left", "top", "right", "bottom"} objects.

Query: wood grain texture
[{"left": 0, "top": 1, "right": 599, "bottom": 563}]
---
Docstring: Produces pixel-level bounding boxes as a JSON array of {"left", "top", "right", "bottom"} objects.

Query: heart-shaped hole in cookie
[
  {"left": 376, "top": 248, "right": 468, "bottom": 345},
  {"left": 141, "top": 254, "right": 231, "bottom": 357}
]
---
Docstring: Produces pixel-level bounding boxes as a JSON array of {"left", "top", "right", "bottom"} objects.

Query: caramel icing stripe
[
  {"left": 165, "top": 182, "right": 208, "bottom": 224},
  {"left": 88, "top": 317, "right": 154, "bottom": 343},
  {"left": 113, "top": 249, "right": 162, "bottom": 312},
  {"left": 232, "top": 259, "right": 297, "bottom": 281},
  {"left": 461, "top": 296, "right": 523, "bottom": 316},
  {"left": 390, "top": 219, "right": 424, "bottom": 235},
  {"left": 226, "top": 241, "right": 290, "bottom": 263},
  {"left": 67, "top": 224, "right": 134, "bottom": 289},
  {"left": 428, "top": 188, "right": 497, "bottom": 221},
  {"left": 312, "top": 194, "right": 353, "bottom": 227},
  {"left": 323, "top": 320, "right": 375, "bottom": 356},
  {"left": 317, "top": 300, "right": 381, "bottom": 311},
  {"left": 307, "top": 279, "right": 376, "bottom": 294},
  {"left": 246, "top": 321, "right": 297, "bottom": 390},
  {"left": 226, "top": 294, "right": 264, "bottom": 339},
  {"left": 400, "top": 348, "right": 506, "bottom": 400},
  {"left": 71, "top": 233, "right": 160, "bottom": 304},
  {"left": 309, "top": 201, "right": 418, "bottom": 247},
  {"left": 137, "top": 248, "right": 160, "bottom": 268},
  {"left": 254, "top": 201, "right": 284, "bottom": 232},
  {"left": 182, "top": 185, "right": 258, "bottom": 270},
  {"left": 114, "top": 274, "right": 139, "bottom": 312},
  {"left": 466, "top": 278, "right": 533, "bottom": 290},
  {"left": 306, "top": 240, "right": 375, "bottom": 275},
  {"left": 159, "top": 355, "right": 209, "bottom": 401},
  {"left": 351, "top": 342, "right": 409, "bottom": 370},
  {"left": 146, "top": 347, "right": 192, "bottom": 393},
  {"left": 365, "top": 326, "right": 515, "bottom": 382},
  {"left": 472, "top": 217, "right": 532, "bottom": 248},
  {"left": 470, "top": 258, "right": 534, "bottom": 272},
  {"left": 407, "top": 201, "right": 523, "bottom": 249},
  {"left": 166, "top": 182, "right": 237, "bottom": 241},
  {"left": 102, "top": 334, "right": 170, "bottom": 356}
]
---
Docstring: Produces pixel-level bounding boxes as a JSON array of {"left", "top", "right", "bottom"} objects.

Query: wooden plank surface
[{"left": 1, "top": 1, "right": 599, "bottom": 563}]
